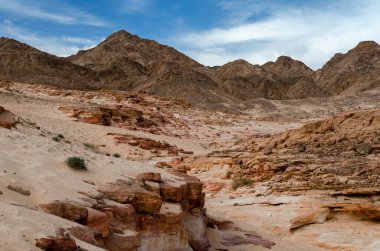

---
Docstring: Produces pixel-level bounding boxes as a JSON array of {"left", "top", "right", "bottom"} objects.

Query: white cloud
[
  {"left": 0, "top": 0, "right": 106, "bottom": 26},
  {"left": 0, "top": 21, "right": 99, "bottom": 56},
  {"left": 173, "top": 0, "right": 380, "bottom": 69},
  {"left": 119, "top": 0, "right": 152, "bottom": 13}
]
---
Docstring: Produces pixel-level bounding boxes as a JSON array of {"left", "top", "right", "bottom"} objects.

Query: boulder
[
  {"left": 0, "top": 107, "right": 17, "bottom": 129},
  {"left": 289, "top": 207, "right": 330, "bottom": 230}
]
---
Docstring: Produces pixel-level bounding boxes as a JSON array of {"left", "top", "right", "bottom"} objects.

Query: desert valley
[{"left": 0, "top": 30, "right": 380, "bottom": 251}]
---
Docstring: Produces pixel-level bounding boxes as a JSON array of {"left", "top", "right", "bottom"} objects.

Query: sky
[{"left": 0, "top": 0, "right": 380, "bottom": 69}]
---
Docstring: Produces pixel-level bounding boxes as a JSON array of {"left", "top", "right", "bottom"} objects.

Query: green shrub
[
  {"left": 58, "top": 134, "right": 65, "bottom": 139},
  {"left": 232, "top": 178, "right": 252, "bottom": 190},
  {"left": 52, "top": 136, "right": 61, "bottom": 142},
  {"left": 113, "top": 153, "right": 121, "bottom": 158},
  {"left": 66, "top": 156, "right": 87, "bottom": 170}
]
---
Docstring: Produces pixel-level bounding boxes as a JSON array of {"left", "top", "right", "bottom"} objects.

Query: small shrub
[
  {"left": 58, "top": 134, "right": 65, "bottom": 139},
  {"left": 52, "top": 136, "right": 61, "bottom": 142},
  {"left": 232, "top": 178, "right": 253, "bottom": 190},
  {"left": 113, "top": 153, "right": 121, "bottom": 158},
  {"left": 66, "top": 156, "right": 87, "bottom": 170}
]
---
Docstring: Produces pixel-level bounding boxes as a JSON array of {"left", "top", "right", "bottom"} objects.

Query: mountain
[
  {"left": 0, "top": 37, "right": 100, "bottom": 89},
  {"left": 68, "top": 30, "right": 231, "bottom": 105},
  {"left": 316, "top": 41, "right": 380, "bottom": 94},
  {"left": 0, "top": 30, "right": 379, "bottom": 107}
]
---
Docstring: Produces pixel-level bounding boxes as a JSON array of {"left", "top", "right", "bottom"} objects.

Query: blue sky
[{"left": 0, "top": 0, "right": 380, "bottom": 69}]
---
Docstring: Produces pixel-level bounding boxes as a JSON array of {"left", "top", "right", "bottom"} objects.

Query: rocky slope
[
  {"left": 316, "top": 41, "right": 380, "bottom": 95},
  {"left": 0, "top": 37, "right": 100, "bottom": 89}
]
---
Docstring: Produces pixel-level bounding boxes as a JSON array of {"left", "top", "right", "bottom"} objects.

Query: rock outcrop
[{"left": 39, "top": 172, "right": 209, "bottom": 251}]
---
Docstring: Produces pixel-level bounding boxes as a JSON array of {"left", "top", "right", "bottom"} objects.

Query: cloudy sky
[{"left": 0, "top": 0, "right": 379, "bottom": 69}]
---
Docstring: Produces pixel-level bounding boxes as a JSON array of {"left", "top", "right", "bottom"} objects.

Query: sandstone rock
[
  {"left": 86, "top": 208, "right": 109, "bottom": 237},
  {"left": 6, "top": 184, "right": 31, "bottom": 196},
  {"left": 289, "top": 208, "right": 330, "bottom": 230},
  {"left": 0, "top": 107, "right": 17, "bottom": 129},
  {"left": 185, "top": 213, "right": 211, "bottom": 251},
  {"left": 136, "top": 172, "right": 161, "bottom": 183},
  {"left": 36, "top": 229, "right": 79, "bottom": 251},
  {"left": 104, "top": 231, "right": 141, "bottom": 251},
  {"left": 159, "top": 203, "right": 184, "bottom": 233},
  {"left": 102, "top": 203, "right": 136, "bottom": 231},
  {"left": 328, "top": 202, "right": 380, "bottom": 220},
  {"left": 40, "top": 201, "right": 88, "bottom": 223},
  {"left": 68, "top": 226, "right": 102, "bottom": 247},
  {"left": 330, "top": 188, "right": 380, "bottom": 196},
  {"left": 99, "top": 180, "right": 162, "bottom": 214},
  {"left": 221, "top": 231, "right": 275, "bottom": 249}
]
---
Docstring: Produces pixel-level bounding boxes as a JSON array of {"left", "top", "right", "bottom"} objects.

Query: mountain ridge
[{"left": 0, "top": 30, "right": 379, "bottom": 108}]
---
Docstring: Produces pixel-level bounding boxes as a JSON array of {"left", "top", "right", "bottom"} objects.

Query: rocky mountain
[
  {"left": 0, "top": 31, "right": 379, "bottom": 107},
  {"left": 316, "top": 41, "right": 380, "bottom": 95},
  {"left": 68, "top": 30, "right": 230, "bottom": 105},
  {"left": 0, "top": 37, "right": 100, "bottom": 89}
]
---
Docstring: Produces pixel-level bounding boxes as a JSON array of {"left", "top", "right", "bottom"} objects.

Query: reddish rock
[
  {"left": 40, "top": 201, "right": 88, "bottom": 223},
  {"left": 6, "top": 184, "right": 31, "bottom": 196},
  {"left": 68, "top": 226, "right": 103, "bottom": 247},
  {"left": 99, "top": 180, "right": 162, "bottom": 214},
  {"left": 86, "top": 208, "right": 110, "bottom": 237},
  {"left": 135, "top": 172, "right": 161, "bottom": 183},
  {"left": 36, "top": 229, "right": 79, "bottom": 251},
  {"left": 102, "top": 204, "right": 136, "bottom": 231}
]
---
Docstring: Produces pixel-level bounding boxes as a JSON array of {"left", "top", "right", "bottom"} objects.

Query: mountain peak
[{"left": 351, "top": 41, "right": 379, "bottom": 53}]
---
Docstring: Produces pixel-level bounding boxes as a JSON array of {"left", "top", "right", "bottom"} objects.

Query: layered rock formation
[{"left": 39, "top": 172, "right": 208, "bottom": 251}]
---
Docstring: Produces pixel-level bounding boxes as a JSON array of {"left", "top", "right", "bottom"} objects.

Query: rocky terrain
[
  {"left": 1, "top": 31, "right": 380, "bottom": 108},
  {"left": 1, "top": 29, "right": 380, "bottom": 251},
  {"left": 0, "top": 79, "right": 380, "bottom": 250}
]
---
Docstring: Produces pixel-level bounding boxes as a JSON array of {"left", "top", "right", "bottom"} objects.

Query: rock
[
  {"left": 263, "top": 147, "right": 272, "bottom": 155},
  {"left": 134, "top": 191, "right": 162, "bottom": 214},
  {"left": 328, "top": 202, "right": 380, "bottom": 220},
  {"left": 135, "top": 172, "right": 161, "bottom": 183},
  {"left": 185, "top": 213, "right": 211, "bottom": 251},
  {"left": 159, "top": 203, "right": 184, "bottom": 233},
  {"left": 102, "top": 203, "right": 136, "bottom": 231},
  {"left": 104, "top": 231, "right": 141, "bottom": 251},
  {"left": 289, "top": 207, "right": 330, "bottom": 230},
  {"left": 6, "top": 184, "right": 31, "bottom": 196},
  {"left": 330, "top": 188, "right": 380, "bottom": 196},
  {"left": 86, "top": 208, "right": 110, "bottom": 237},
  {"left": 78, "top": 112, "right": 111, "bottom": 126},
  {"left": 36, "top": 229, "right": 79, "bottom": 251},
  {"left": 0, "top": 107, "right": 17, "bottom": 129},
  {"left": 356, "top": 143, "right": 373, "bottom": 155},
  {"left": 40, "top": 201, "right": 88, "bottom": 223},
  {"left": 221, "top": 231, "right": 275, "bottom": 249},
  {"left": 68, "top": 226, "right": 102, "bottom": 247},
  {"left": 99, "top": 180, "right": 162, "bottom": 214}
]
